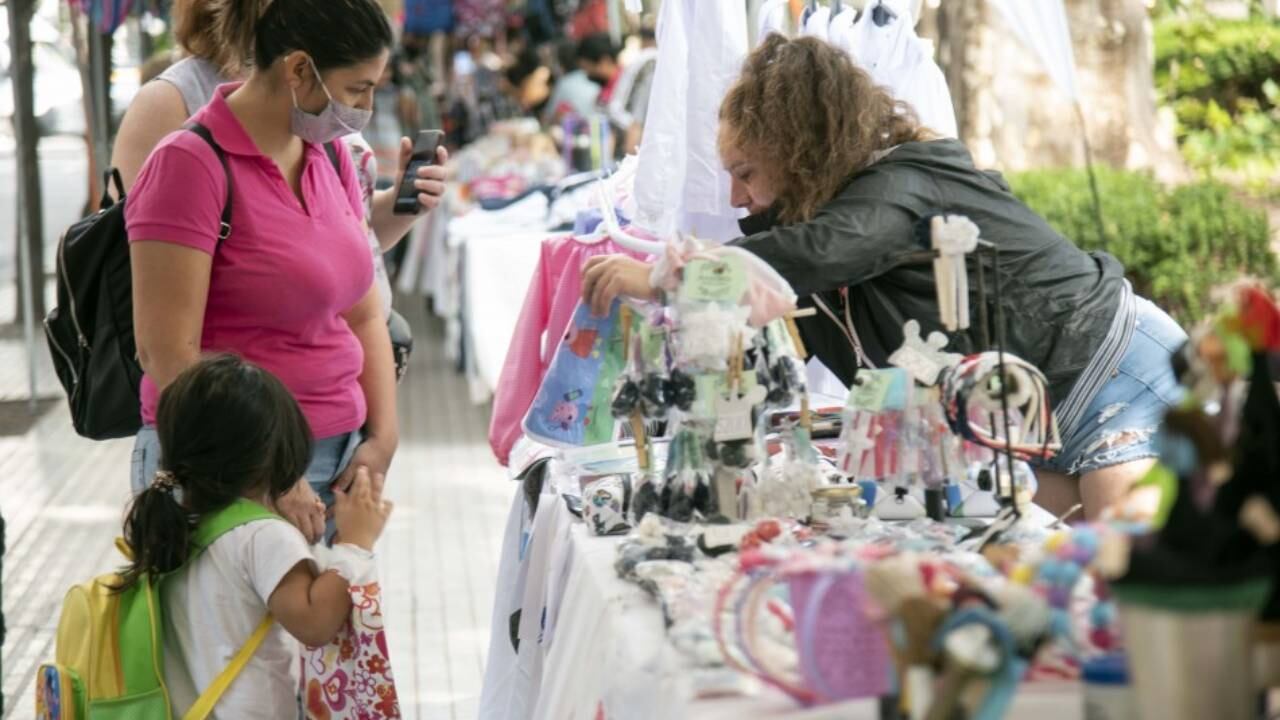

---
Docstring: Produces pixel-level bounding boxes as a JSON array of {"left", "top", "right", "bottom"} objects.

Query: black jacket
[{"left": 732, "top": 139, "right": 1126, "bottom": 407}]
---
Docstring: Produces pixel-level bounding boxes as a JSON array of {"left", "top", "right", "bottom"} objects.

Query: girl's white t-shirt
[{"left": 162, "top": 518, "right": 315, "bottom": 719}]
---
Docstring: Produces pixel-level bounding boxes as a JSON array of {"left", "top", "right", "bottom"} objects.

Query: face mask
[
  {"left": 738, "top": 207, "right": 779, "bottom": 236},
  {"left": 290, "top": 57, "right": 372, "bottom": 144}
]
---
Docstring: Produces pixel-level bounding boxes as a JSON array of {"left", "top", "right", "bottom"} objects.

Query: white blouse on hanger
[
  {"left": 803, "top": 5, "right": 832, "bottom": 41},
  {"left": 829, "top": 6, "right": 860, "bottom": 57},
  {"left": 633, "top": 0, "right": 748, "bottom": 242},
  {"left": 842, "top": 0, "right": 958, "bottom": 138},
  {"left": 757, "top": 0, "right": 791, "bottom": 42}
]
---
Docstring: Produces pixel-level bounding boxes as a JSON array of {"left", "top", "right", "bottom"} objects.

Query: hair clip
[
  {"left": 639, "top": 372, "right": 672, "bottom": 420},
  {"left": 668, "top": 368, "right": 697, "bottom": 411},
  {"left": 610, "top": 377, "right": 641, "bottom": 418},
  {"left": 152, "top": 471, "right": 179, "bottom": 493}
]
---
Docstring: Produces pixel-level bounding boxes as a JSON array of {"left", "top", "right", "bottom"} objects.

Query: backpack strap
[
  {"left": 323, "top": 139, "right": 342, "bottom": 175},
  {"left": 183, "top": 121, "right": 234, "bottom": 243},
  {"left": 183, "top": 499, "right": 283, "bottom": 719},
  {"left": 191, "top": 498, "right": 280, "bottom": 552}
]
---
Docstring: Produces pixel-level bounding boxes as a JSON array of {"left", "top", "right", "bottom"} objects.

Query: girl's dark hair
[
  {"left": 117, "top": 355, "right": 313, "bottom": 589},
  {"left": 254, "top": 0, "right": 393, "bottom": 72}
]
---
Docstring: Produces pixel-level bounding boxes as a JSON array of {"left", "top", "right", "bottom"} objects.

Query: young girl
[{"left": 117, "top": 355, "right": 394, "bottom": 718}]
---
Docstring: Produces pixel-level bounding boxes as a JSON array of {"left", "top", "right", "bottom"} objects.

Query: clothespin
[
  {"left": 619, "top": 305, "right": 650, "bottom": 471},
  {"left": 930, "top": 216, "right": 980, "bottom": 333},
  {"left": 715, "top": 333, "right": 767, "bottom": 443},
  {"left": 784, "top": 317, "right": 809, "bottom": 359},
  {"left": 728, "top": 332, "right": 744, "bottom": 396}
]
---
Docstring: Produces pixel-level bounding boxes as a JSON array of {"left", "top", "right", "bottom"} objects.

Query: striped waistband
[{"left": 1054, "top": 280, "right": 1137, "bottom": 438}]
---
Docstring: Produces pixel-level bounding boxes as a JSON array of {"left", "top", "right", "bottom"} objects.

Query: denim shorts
[
  {"left": 1039, "top": 298, "right": 1187, "bottom": 476},
  {"left": 131, "top": 426, "right": 364, "bottom": 513}
]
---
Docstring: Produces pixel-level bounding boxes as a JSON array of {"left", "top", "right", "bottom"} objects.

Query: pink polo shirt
[{"left": 126, "top": 84, "right": 373, "bottom": 439}]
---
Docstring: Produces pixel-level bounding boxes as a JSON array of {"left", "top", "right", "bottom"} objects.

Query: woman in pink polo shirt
[{"left": 126, "top": 0, "right": 411, "bottom": 542}]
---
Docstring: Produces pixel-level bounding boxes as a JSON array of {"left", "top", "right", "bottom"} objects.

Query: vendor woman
[{"left": 582, "top": 35, "right": 1185, "bottom": 520}]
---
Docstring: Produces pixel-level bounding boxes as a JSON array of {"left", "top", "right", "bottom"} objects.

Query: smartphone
[{"left": 394, "top": 129, "right": 445, "bottom": 215}]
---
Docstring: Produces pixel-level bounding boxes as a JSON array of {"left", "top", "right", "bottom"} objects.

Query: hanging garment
[
  {"left": 455, "top": 0, "right": 507, "bottom": 37},
  {"left": 569, "top": 0, "right": 609, "bottom": 39},
  {"left": 522, "top": 299, "right": 635, "bottom": 449},
  {"left": 488, "top": 235, "right": 647, "bottom": 466},
  {"left": 632, "top": 0, "right": 748, "bottom": 242},
  {"left": 802, "top": 5, "right": 832, "bottom": 41},
  {"left": 68, "top": 0, "right": 133, "bottom": 33},
  {"left": 829, "top": 6, "right": 859, "bottom": 56},
  {"left": 404, "top": 0, "right": 455, "bottom": 35},
  {"left": 843, "top": 0, "right": 958, "bottom": 138},
  {"left": 756, "top": 0, "right": 791, "bottom": 43},
  {"left": 606, "top": 48, "right": 660, "bottom": 134},
  {"left": 987, "top": 0, "right": 1081, "bottom": 102}
]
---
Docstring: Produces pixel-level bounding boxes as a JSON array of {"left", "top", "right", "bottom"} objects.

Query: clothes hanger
[
  {"left": 577, "top": 181, "right": 667, "bottom": 255},
  {"left": 872, "top": 0, "right": 897, "bottom": 27},
  {"left": 803, "top": 0, "right": 819, "bottom": 25}
]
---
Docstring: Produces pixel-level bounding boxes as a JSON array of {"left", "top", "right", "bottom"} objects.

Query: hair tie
[{"left": 152, "top": 471, "right": 179, "bottom": 493}]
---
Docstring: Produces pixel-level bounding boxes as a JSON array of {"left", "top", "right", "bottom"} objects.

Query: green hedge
[
  {"left": 1155, "top": 17, "right": 1280, "bottom": 108},
  {"left": 1009, "top": 168, "right": 1275, "bottom": 325},
  {"left": 1154, "top": 16, "right": 1280, "bottom": 196}
]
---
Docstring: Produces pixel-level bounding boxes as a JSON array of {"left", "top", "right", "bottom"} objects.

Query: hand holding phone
[{"left": 394, "top": 129, "right": 445, "bottom": 215}]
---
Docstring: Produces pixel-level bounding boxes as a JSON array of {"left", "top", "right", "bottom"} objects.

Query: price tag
[
  {"left": 846, "top": 368, "right": 910, "bottom": 412},
  {"left": 714, "top": 385, "right": 767, "bottom": 442},
  {"left": 692, "top": 373, "right": 758, "bottom": 419},
  {"left": 681, "top": 256, "right": 747, "bottom": 304}
]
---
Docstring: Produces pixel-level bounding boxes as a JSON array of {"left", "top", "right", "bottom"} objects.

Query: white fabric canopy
[{"left": 986, "top": 0, "right": 1081, "bottom": 101}]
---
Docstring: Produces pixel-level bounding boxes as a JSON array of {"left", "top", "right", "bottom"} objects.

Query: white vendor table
[{"left": 479, "top": 483, "right": 1084, "bottom": 720}]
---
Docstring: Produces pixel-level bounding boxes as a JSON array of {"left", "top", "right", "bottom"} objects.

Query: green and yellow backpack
[{"left": 35, "top": 499, "right": 278, "bottom": 720}]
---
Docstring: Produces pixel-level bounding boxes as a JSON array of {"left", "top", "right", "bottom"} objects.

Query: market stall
[
  {"left": 465, "top": 4, "right": 1280, "bottom": 716},
  {"left": 485, "top": 485, "right": 1087, "bottom": 720},
  {"left": 475, "top": 227, "right": 1280, "bottom": 720},
  {"left": 396, "top": 119, "right": 617, "bottom": 401}
]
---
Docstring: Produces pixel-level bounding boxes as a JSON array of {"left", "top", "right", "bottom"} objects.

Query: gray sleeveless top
[{"left": 155, "top": 57, "right": 228, "bottom": 116}]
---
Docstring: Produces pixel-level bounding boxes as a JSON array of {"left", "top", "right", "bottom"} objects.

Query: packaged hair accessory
[{"left": 583, "top": 475, "right": 633, "bottom": 536}]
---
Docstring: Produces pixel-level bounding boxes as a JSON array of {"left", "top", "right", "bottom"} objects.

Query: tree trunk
[
  {"left": 926, "top": 0, "right": 1184, "bottom": 181},
  {"left": 7, "top": 0, "right": 47, "bottom": 322}
]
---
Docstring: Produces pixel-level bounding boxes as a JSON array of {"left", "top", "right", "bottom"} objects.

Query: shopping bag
[
  {"left": 523, "top": 299, "right": 638, "bottom": 448},
  {"left": 301, "top": 577, "right": 401, "bottom": 719}
]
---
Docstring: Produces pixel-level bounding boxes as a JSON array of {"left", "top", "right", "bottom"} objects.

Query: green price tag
[
  {"left": 681, "top": 256, "right": 747, "bottom": 304},
  {"left": 691, "top": 372, "right": 760, "bottom": 419},
  {"left": 846, "top": 368, "right": 909, "bottom": 412}
]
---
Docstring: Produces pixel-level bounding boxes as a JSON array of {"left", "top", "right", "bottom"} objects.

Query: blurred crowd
[{"left": 139, "top": 7, "right": 658, "bottom": 179}]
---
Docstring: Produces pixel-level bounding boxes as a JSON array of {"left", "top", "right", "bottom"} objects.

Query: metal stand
[{"left": 7, "top": 0, "right": 46, "bottom": 411}]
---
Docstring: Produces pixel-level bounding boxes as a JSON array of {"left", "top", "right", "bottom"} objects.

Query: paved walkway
[{"left": 0, "top": 301, "right": 513, "bottom": 720}]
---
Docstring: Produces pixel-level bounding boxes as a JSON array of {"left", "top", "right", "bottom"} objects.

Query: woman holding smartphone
[
  {"left": 113, "top": 0, "right": 447, "bottom": 247},
  {"left": 126, "top": 0, "right": 416, "bottom": 542}
]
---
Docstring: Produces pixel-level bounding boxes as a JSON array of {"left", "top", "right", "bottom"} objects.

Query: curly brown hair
[
  {"left": 172, "top": 0, "right": 273, "bottom": 77},
  {"left": 719, "top": 34, "right": 932, "bottom": 224}
]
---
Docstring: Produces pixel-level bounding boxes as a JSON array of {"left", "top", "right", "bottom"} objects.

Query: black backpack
[
  {"left": 45, "top": 123, "right": 233, "bottom": 440},
  {"left": 47, "top": 128, "right": 410, "bottom": 440}
]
